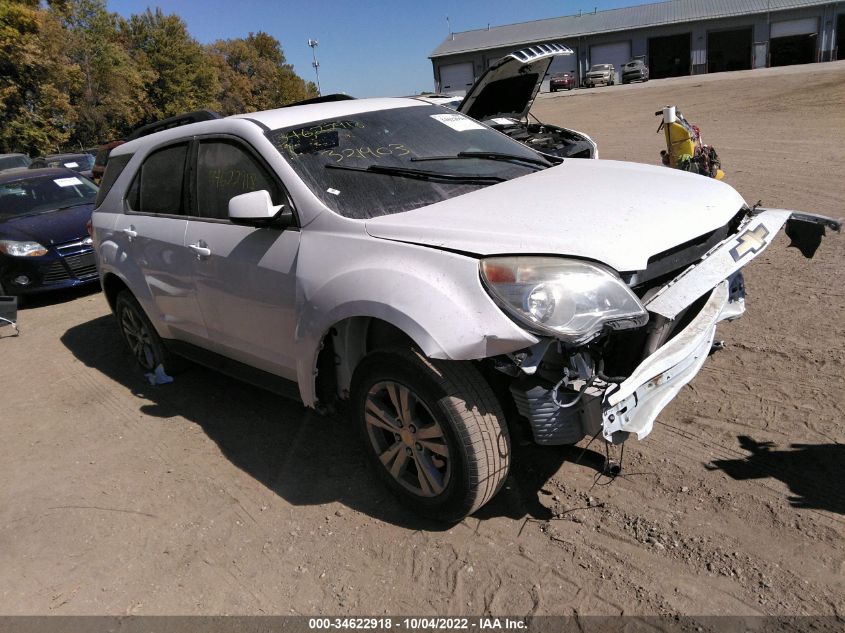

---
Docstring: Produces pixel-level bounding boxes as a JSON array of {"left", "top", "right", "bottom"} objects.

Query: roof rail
[
  {"left": 126, "top": 110, "right": 222, "bottom": 141},
  {"left": 280, "top": 94, "right": 356, "bottom": 108}
]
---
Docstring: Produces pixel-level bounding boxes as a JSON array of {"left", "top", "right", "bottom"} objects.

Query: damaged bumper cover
[{"left": 601, "top": 208, "right": 840, "bottom": 443}]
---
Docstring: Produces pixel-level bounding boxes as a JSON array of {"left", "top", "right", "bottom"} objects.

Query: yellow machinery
[{"left": 656, "top": 106, "right": 724, "bottom": 180}]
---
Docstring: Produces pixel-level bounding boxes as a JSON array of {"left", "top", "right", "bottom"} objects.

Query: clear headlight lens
[
  {"left": 480, "top": 256, "right": 648, "bottom": 344},
  {"left": 0, "top": 240, "right": 48, "bottom": 257}
]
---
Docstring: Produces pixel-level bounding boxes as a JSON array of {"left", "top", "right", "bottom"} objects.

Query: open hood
[
  {"left": 458, "top": 43, "right": 573, "bottom": 122},
  {"left": 364, "top": 160, "right": 747, "bottom": 273}
]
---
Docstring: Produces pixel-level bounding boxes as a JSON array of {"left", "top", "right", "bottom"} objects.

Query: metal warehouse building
[{"left": 430, "top": 0, "right": 844, "bottom": 93}]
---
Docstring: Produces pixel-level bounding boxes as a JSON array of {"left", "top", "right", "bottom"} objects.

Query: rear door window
[
  {"left": 126, "top": 143, "right": 189, "bottom": 214},
  {"left": 195, "top": 139, "right": 282, "bottom": 221}
]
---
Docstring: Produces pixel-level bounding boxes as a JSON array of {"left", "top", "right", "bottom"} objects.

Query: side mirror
[{"left": 228, "top": 190, "right": 293, "bottom": 228}]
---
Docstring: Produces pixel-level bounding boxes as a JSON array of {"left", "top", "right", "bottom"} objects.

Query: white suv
[{"left": 91, "top": 96, "right": 839, "bottom": 521}]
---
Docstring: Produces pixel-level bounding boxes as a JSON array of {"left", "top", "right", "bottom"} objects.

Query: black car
[
  {"left": 0, "top": 168, "right": 99, "bottom": 298},
  {"left": 29, "top": 153, "right": 95, "bottom": 179},
  {"left": 0, "top": 153, "right": 31, "bottom": 173}
]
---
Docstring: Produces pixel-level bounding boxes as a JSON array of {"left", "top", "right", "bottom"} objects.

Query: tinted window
[
  {"left": 196, "top": 139, "right": 281, "bottom": 220},
  {"left": 127, "top": 143, "right": 188, "bottom": 214},
  {"left": 46, "top": 155, "right": 94, "bottom": 171},
  {"left": 0, "top": 155, "right": 30, "bottom": 170},
  {"left": 94, "top": 153, "right": 132, "bottom": 208}
]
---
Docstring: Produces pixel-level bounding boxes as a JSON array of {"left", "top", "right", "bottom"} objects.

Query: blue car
[{"left": 0, "top": 168, "right": 99, "bottom": 298}]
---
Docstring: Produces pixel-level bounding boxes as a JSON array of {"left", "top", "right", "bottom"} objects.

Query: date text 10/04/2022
[{"left": 307, "top": 617, "right": 528, "bottom": 630}]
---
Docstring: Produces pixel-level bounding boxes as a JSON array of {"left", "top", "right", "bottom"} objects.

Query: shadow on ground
[
  {"left": 708, "top": 435, "right": 845, "bottom": 515},
  {"left": 61, "top": 314, "right": 605, "bottom": 528},
  {"left": 18, "top": 283, "right": 101, "bottom": 310}
]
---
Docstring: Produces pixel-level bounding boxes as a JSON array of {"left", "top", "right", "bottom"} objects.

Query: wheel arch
[
  {"left": 302, "top": 306, "right": 448, "bottom": 409},
  {"left": 101, "top": 271, "right": 130, "bottom": 312}
]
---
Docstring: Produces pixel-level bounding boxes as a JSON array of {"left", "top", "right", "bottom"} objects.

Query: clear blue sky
[{"left": 109, "top": 0, "right": 655, "bottom": 97}]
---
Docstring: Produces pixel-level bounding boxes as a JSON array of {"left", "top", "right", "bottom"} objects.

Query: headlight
[
  {"left": 0, "top": 240, "right": 48, "bottom": 257},
  {"left": 480, "top": 257, "right": 648, "bottom": 344}
]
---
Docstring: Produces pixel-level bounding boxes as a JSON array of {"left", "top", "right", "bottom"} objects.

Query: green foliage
[
  {"left": 125, "top": 8, "right": 220, "bottom": 120},
  {"left": 0, "top": 0, "right": 78, "bottom": 154},
  {"left": 52, "top": 0, "right": 151, "bottom": 146},
  {"left": 0, "top": 1, "right": 316, "bottom": 156},
  {"left": 208, "top": 31, "right": 318, "bottom": 115}
]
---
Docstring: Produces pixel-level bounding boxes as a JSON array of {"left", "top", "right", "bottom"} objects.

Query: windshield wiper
[
  {"left": 325, "top": 163, "right": 505, "bottom": 185},
  {"left": 52, "top": 202, "right": 94, "bottom": 212},
  {"left": 410, "top": 151, "right": 554, "bottom": 169}
]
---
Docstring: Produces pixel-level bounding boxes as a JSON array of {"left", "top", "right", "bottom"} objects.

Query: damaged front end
[{"left": 486, "top": 207, "right": 840, "bottom": 447}]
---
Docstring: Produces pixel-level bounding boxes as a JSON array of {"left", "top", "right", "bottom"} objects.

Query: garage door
[
  {"left": 438, "top": 62, "right": 474, "bottom": 96},
  {"left": 770, "top": 17, "right": 818, "bottom": 66},
  {"left": 589, "top": 41, "right": 631, "bottom": 83},
  {"left": 771, "top": 17, "right": 818, "bottom": 38},
  {"left": 649, "top": 33, "right": 692, "bottom": 78},
  {"left": 707, "top": 28, "right": 753, "bottom": 73}
]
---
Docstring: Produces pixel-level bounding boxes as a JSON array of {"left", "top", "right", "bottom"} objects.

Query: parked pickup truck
[{"left": 584, "top": 64, "right": 616, "bottom": 87}]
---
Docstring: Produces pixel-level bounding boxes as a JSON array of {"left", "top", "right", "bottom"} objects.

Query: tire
[
  {"left": 351, "top": 348, "right": 511, "bottom": 522},
  {"left": 114, "top": 290, "right": 176, "bottom": 373},
  {"left": 550, "top": 87, "right": 556, "bottom": 93}
]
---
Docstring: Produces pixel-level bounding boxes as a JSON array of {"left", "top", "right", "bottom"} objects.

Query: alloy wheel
[
  {"left": 363, "top": 381, "right": 451, "bottom": 498},
  {"left": 120, "top": 305, "right": 156, "bottom": 370}
]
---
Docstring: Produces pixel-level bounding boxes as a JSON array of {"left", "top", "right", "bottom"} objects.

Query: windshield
[
  {"left": 0, "top": 155, "right": 30, "bottom": 171},
  {"left": 266, "top": 104, "right": 545, "bottom": 219},
  {"left": 44, "top": 155, "right": 95, "bottom": 171},
  {"left": 590, "top": 65, "right": 612, "bottom": 71},
  {"left": 0, "top": 173, "right": 97, "bottom": 218}
]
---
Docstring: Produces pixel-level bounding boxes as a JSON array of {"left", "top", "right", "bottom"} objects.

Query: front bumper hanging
[{"left": 600, "top": 208, "right": 840, "bottom": 443}]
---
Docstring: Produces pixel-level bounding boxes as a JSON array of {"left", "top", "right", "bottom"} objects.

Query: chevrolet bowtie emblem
[{"left": 729, "top": 224, "right": 769, "bottom": 261}]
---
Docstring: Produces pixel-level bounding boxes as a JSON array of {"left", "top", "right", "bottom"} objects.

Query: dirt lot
[{"left": 1, "top": 63, "right": 843, "bottom": 617}]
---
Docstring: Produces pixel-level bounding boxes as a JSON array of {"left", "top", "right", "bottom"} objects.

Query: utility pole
[{"left": 307, "top": 39, "right": 321, "bottom": 96}]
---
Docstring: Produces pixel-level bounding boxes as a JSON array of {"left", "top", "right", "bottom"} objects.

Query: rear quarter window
[{"left": 94, "top": 153, "right": 132, "bottom": 209}]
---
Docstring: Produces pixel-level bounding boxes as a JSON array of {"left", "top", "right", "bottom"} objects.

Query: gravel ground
[{"left": 0, "top": 62, "right": 843, "bottom": 617}]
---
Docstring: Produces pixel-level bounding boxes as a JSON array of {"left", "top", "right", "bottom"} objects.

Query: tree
[
  {"left": 0, "top": 2, "right": 316, "bottom": 154},
  {"left": 48, "top": 0, "right": 151, "bottom": 146},
  {"left": 125, "top": 8, "right": 219, "bottom": 121},
  {"left": 0, "top": 0, "right": 78, "bottom": 154},
  {"left": 208, "top": 31, "right": 317, "bottom": 115}
]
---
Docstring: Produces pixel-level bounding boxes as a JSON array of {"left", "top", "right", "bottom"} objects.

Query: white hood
[{"left": 364, "top": 160, "right": 747, "bottom": 272}]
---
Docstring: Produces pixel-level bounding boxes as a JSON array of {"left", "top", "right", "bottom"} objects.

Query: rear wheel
[
  {"left": 351, "top": 348, "right": 511, "bottom": 522},
  {"left": 115, "top": 290, "right": 174, "bottom": 373}
]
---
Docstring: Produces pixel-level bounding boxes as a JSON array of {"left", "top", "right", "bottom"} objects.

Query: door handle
[
  {"left": 189, "top": 242, "right": 211, "bottom": 259},
  {"left": 122, "top": 226, "right": 137, "bottom": 240}
]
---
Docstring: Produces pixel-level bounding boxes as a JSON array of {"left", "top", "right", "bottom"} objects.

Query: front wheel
[{"left": 351, "top": 348, "right": 511, "bottom": 522}]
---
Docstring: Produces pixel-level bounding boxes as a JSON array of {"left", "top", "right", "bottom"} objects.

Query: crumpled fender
[{"left": 292, "top": 228, "right": 538, "bottom": 406}]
